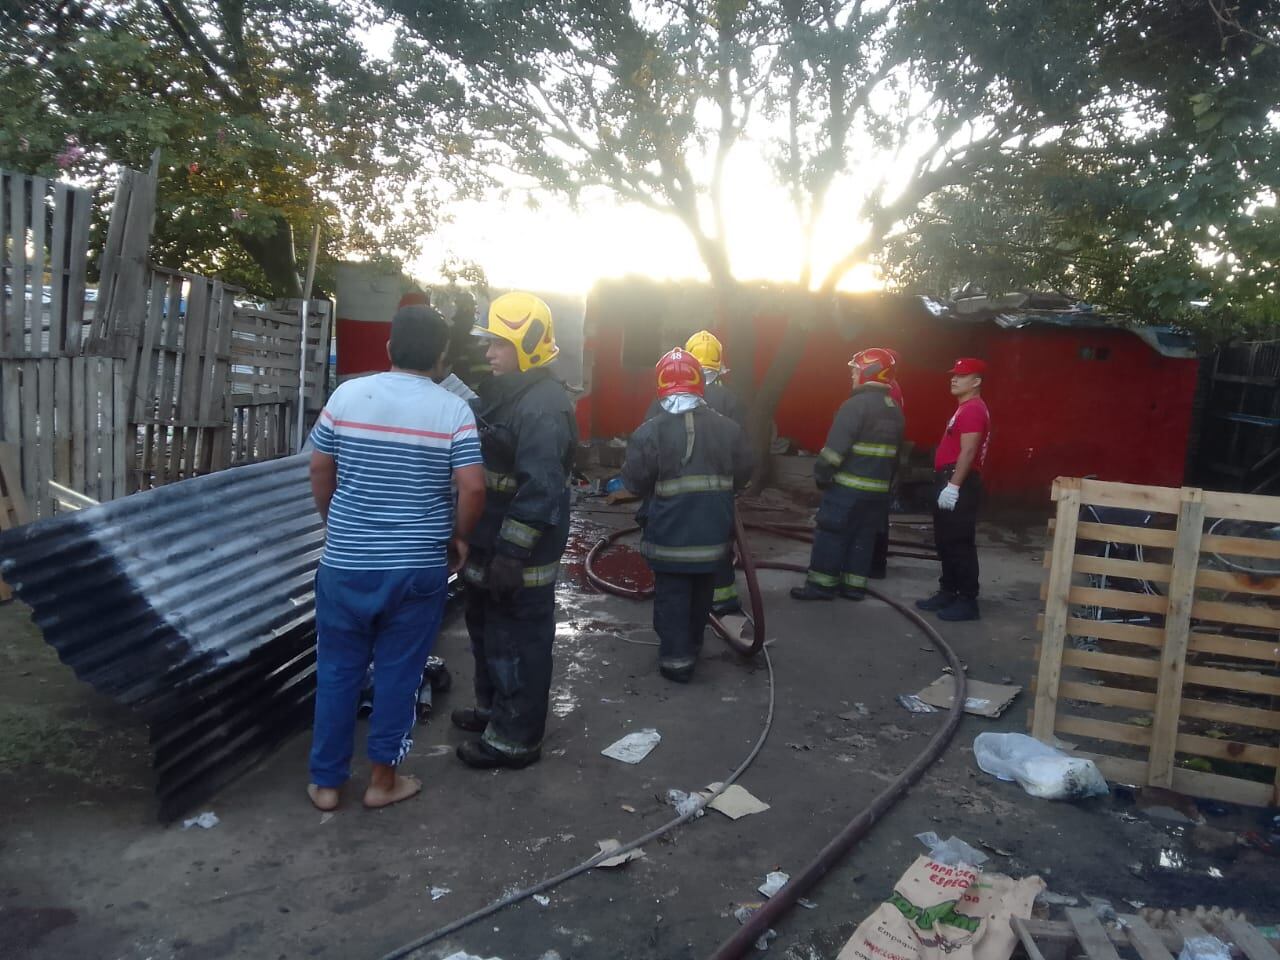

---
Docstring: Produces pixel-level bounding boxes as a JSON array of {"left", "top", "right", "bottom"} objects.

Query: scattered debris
[
  {"left": 602, "top": 728, "right": 661, "bottom": 764},
  {"left": 973, "top": 732, "right": 1108, "bottom": 800},
  {"left": 1190, "top": 824, "right": 1240, "bottom": 860},
  {"left": 701, "top": 783, "right": 770, "bottom": 820},
  {"left": 442, "top": 953, "right": 503, "bottom": 960},
  {"left": 838, "top": 704, "right": 870, "bottom": 720},
  {"left": 430, "top": 886, "right": 451, "bottom": 901},
  {"left": 896, "top": 694, "right": 938, "bottom": 714},
  {"left": 595, "top": 839, "right": 645, "bottom": 868},
  {"left": 665, "top": 789, "right": 706, "bottom": 819},
  {"left": 734, "top": 903, "right": 762, "bottom": 924},
  {"left": 182, "top": 811, "right": 220, "bottom": 830},
  {"left": 1085, "top": 896, "right": 1117, "bottom": 923},
  {"left": 319, "top": 812, "right": 334, "bottom": 825},
  {"left": 798, "top": 898, "right": 818, "bottom": 910},
  {"left": 756, "top": 929, "right": 778, "bottom": 950},
  {"left": 621, "top": 804, "right": 636, "bottom": 813},
  {"left": 1135, "top": 787, "right": 1204, "bottom": 825},
  {"left": 916, "top": 676, "right": 1021, "bottom": 718},
  {"left": 787, "top": 742, "right": 814, "bottom": 751},
  {"left": 1178, "top": 936, "right": 1232, "bottom": 960},
  {"left": 533, "top": 894, "right": 551, "bottom": 906},
  {"left": 916, "top": 833, "right": 989, "bottom": 867},
  {"left": 1036, "top": 891, "right": 1079, "bottom": 907},
  {"left": 978, "top": 839, "right": 1013, "bottom": 858},
  {"left": 758, "top": 871, "right": 790, "bottom": 898}
]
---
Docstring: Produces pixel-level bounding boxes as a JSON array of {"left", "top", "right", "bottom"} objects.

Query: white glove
[{"left": 937, "top": 483, "right": 960, "bottom": 511}]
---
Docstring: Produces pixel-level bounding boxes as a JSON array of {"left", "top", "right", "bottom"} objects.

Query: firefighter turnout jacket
[
  {"left": 814, "top": 383, "right": 905, "bottom": 494},
  {"left": 466, "top": 368, "right": 578, "bottom": 588},
  {"left": 622, "top": 405, "right": 754, "bottom": 573}
]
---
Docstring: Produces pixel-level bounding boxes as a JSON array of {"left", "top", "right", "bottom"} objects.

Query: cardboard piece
[
  {"left": 595, "top": 838, "right": 645, "bottom": 868},
  {"left": 916, "top": 676, "right": 1021, "bottom": 718},
  {"left": 700, "top": 782, "right": 770, "bottom": 820}
]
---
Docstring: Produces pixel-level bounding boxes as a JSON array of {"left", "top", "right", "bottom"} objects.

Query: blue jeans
[{"left": 309, "top": 564, "right": 448, "bottom": 787}]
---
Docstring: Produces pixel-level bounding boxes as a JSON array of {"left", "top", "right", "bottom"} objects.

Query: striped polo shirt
[{"left": 310, "top": 372, "right": 482, "bottom": 570}]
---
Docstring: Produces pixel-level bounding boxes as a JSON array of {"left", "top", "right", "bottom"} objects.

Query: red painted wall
[{"left": 583, "top": 293, "right": 1200, "bottom": 503}]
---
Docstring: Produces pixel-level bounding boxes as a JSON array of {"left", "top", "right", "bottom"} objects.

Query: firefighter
[
  {"left": 644, "top": 330, "right": 750, "bottom": 616},
  {"left": 622, "top": 348, "right": 753, "bottom": 682},
  {"left": 791, "top": 347, "right": 905, "bottom": 602},
  {"left": 446, "top": 290, "right": 492, "bottom": 389},
  {"left": 870, "top": 347, "right": 905, "bottom": 579},
  {"left": 451, "top": 292, "right": 578, "bottom": 769}
]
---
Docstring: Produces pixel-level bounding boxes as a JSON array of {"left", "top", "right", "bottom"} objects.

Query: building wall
[{"left": 583, "top": 292, "right": 1200, "bottom": 503}]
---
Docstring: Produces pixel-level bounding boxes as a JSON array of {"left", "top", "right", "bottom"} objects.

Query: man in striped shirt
[{"left": 307, "top": 305, "right": 485, "bottom": 810}]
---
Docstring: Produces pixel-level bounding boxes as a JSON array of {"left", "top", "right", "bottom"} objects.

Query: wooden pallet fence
[
  {"left": 0, "top": 440, "right": 30, "bottom": 601},
  {"left": 0, "top": 170, "right": 93, "bottom": 357},
  {"left": 89, "top": 164, "right": 158, "bottom": 358},
  {"left": 227, "top": 298, "right": 331, "bottom": 465},
  {"left": 125, "top": 268, "right": 235, "bottom": 490},
  {"left": 1031, "top": 477, "right": 1280, "bottom": 806},
  {"left": 0, "top": 358, "right": 127, "bottom": 517}
]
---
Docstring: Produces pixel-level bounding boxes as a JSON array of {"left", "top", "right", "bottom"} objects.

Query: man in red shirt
[{"left": 917, "top": 358, "right": 990, "bottom": 621}]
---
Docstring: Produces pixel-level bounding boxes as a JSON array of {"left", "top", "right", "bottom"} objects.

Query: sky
[{"left": 408, "top": 152, "right": 886, "bottom": 297}]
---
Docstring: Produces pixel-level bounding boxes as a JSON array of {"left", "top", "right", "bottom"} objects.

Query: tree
[
  {"left": 387, "top": 0, "right": 1169, "bottom": 479},
  {"left": 884, "top": 0, "right": 1280, "bottom": 343},
  {"left": 1, "top": 0, "right": 480, "bottom": 295}
]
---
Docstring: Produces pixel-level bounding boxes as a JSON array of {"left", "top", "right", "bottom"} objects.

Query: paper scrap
[
  {"left": 533, "top": 894, "right": 550, "bottom": 906},
  {"left": 430, "top": 886, "right": 451, "bottom": 901},
  {"left": 758, "top": 871, "right": 790, "bottom": 898},
  {"left": 700, "top": 782, "right": 771, "bottom": 820},
  {"left": 595, "top": 839, "right": 645, "bottom": 868},
  {"left": 896, "top": 694, "right": 938, "bottom": 714},
  {"left": 182, "top": 811, "right": 220, "bottom": 830},
  {"left": 601, "top": 728, "right": 661, "bottom": 764},
  {"left": 916, "top": 676, "right": 1021, "bottom": 718}
]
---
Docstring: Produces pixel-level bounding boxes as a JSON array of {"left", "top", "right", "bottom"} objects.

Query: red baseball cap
[{"left": 949, "top": 358, "right": 987, "bottom": 376}]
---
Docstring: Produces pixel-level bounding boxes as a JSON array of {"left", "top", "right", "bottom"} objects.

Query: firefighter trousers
[
  {"left": 464, "top": 583, "right": 556, "bottom": 757},
  {"left": 653, "top": 571, "right": 715, "bottom": 673},
  {"left": 805, "top": 489, "right": 891, "bottom": 594}
]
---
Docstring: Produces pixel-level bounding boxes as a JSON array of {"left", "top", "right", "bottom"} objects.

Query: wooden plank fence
[
  {"left": 0, "top": 358, "right": 127, "bottom": 517},
  {"left": 0, "top": 165, "right": 331, "bottom": 518},
  {"left": 0, "top": 171, "right": 93, "bottom": 357},
  {"left": 1031, "top": 476, "right": 1280, "bottom": 806}
]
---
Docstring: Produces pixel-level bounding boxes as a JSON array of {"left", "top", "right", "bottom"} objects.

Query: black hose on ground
[{"left": 587, "top": 517, "right": 967, "bottom": 960}]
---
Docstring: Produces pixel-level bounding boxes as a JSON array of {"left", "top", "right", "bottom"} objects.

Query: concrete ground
[{"left": 2, "top": 495, "right": 1276, "bottom": 960}]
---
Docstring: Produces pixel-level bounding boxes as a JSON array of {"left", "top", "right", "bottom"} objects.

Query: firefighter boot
[
  {"left": 915, "top": 590, "right": 956, "bottom": 611},
  {"left": 450, "top": 707, "right": 491, "bottom": 733}
]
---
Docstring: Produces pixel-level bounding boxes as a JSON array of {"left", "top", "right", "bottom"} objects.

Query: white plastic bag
[{"left": 973, "top": 733, "right": 1109, "bottom": 800}]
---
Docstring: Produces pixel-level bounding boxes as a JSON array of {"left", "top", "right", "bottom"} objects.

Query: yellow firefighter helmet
[
  {"left": 683, "top": 330, "right": 724, "bottom": 373},
  {"left": 473, "top": 292, "right": 560, "bottom": 371}
]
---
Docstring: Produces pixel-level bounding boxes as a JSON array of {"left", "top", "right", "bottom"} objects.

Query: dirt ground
[{"left": 2, "top": 493, "right": 1277, "bottom": 960}]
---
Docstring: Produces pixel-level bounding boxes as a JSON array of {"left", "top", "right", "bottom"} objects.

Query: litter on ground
[
  {"left": 181, "top": 811, "right": 220, "bottom": 830},
  {"left": 916, "top": 675, "right": 1021, "bottom": 718},
  {"left": 595, "top": 838, "right": 645, "bottom": 868},
  {"left": 601, "top": 728, "right": 661, "bottom": 764},
  {"left": 758, "top": 870, "right": 790, "bottom": 898}
]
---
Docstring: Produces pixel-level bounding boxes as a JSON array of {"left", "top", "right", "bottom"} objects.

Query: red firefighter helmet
[
  {"left": 848, "top": 347, "right": 897, "bottom": 386},
  {"left": 655, "top": 348, "right": 705, "bottom": 399}
]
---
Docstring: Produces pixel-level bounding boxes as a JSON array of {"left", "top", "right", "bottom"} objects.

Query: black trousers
[
  {"left": 464, "top": 583, "right": 556, "bottom": 757},
  {"left": 933, "top": 469, "right": 983, "bottom": 599},
  {"left": 652, "top": 571, "right": 714, "bottom": 671}
]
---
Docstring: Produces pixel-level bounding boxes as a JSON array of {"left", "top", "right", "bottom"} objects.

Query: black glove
[
  {"left": 487, "top": 553, "right": 525, "bottom": 602},
  {"left": 813, "top": 462, "right": 835, "bottom": 490}
]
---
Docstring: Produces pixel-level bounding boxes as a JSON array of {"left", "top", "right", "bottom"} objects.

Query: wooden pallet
[
  {"left": 0, "top": 440, "right": 31, "bottom": 601},
  {"left": 1031, "top": 477, "right": 1280, "bottom": 807},
  {"left": 1014, "top": 910, "right": 1279, "bottom": 960}
]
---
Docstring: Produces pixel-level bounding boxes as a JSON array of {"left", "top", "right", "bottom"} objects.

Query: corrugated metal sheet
[{"left": 0, "top": 454, "right": 325, "bottom": 820}]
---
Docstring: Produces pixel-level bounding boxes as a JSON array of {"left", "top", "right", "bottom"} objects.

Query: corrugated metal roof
[{"left": 0, "top": 454, "right": 326, "bottom": 820}]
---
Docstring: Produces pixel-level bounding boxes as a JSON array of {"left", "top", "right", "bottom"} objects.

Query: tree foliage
[
  {"left": 1, "top": 0, "right": 480, "bottom": 295},
  {"left": 885, "top": 0, "right": 1280, "bottom": 342}
]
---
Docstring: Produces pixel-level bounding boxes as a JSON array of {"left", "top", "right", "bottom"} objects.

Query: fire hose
[
  {"left": 586, "top": 512, "right": 966, "bottom": 960},
  {"left": 379, "top": 514, "right": 964, "bottom": 960}
]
